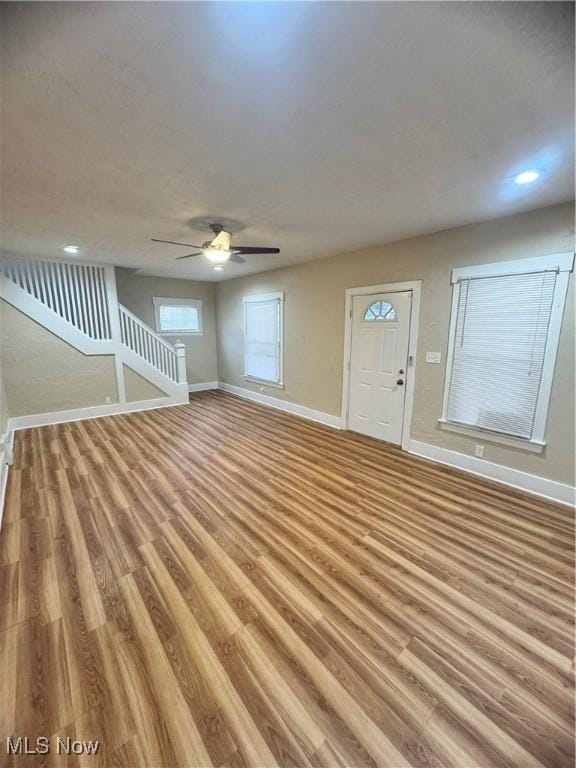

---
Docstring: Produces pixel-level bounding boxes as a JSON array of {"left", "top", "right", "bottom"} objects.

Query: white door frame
[{"left": 342, "top": 280, "right": 421, "bottom": 451}]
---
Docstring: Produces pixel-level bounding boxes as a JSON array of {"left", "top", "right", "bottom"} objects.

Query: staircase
[{"left": 0, "top": 254, "right": 189, "bottom": 413}]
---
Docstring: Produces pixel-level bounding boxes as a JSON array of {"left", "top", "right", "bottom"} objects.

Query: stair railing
[
  {"left": 119, "top": 304, "right": 186, "bottom": 384},
  {"left": 1, "top": 254, "right": 112, "bottom": 340},
  {"left": 1, "top": 253, "right": 188, "bottom": 403}
]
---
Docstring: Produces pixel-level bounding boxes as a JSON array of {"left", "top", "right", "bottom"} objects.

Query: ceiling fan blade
[
  {"left": 229, "top": 253, "right": 246, "bottom": 264},
  {"left": 232, "top": 247, "right": 280, "bottom": 254},
  {"left": 151, "top": 238, "right": 204, "bottom": 248},
  {"left": 175, "top": 252, "right": 202, "bottom": 260}
]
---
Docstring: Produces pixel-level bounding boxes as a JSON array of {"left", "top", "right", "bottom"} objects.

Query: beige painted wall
[
  {"left": 217, "top": 202, "right": 575, "bottom": 485},
  {"left": 1, "top": 301, "right": 118, "bottom": 416},
  {"left": 124, "top": 365, "right": 168, "bottom": 402},
  {"left": 116, "top": 271, "right": 218, "bottom": 385}
]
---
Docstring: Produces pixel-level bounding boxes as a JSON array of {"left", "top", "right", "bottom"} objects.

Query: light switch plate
[{"left": 425, "top": 352, "right": 441, "bottom": 364}]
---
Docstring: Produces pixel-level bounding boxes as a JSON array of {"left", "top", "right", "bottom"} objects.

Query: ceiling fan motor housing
[{"left": 207, "top": 227, "right": 233, "bottom": 253}]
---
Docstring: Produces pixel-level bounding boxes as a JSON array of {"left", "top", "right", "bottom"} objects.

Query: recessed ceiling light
[
  {"left": 213, "top": 265, "right": 224, "bottom": 271},
  {"left": 513, "top": 170, "right": 540, "bottom": 185},
  {"left": 63, "top": 245, "right": 80, "bottom": 254}
]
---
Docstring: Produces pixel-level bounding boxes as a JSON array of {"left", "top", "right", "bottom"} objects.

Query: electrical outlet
[
  {"left": 474, "top": 444, "right": 485, "bottom": 458},
  {"left": 105, "top": 396, "right": 112, "bottom": 405},
  {"left": 425, "top": 352, "right": 441, "bottom": 364}
]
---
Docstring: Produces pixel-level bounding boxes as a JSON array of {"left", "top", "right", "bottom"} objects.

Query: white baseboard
[
  {"left": 218, "top": 382, "right": 343, "bottom": 429},
  {"left": 408, "top": 439, "right": 575, "bottom": 507},
  {"left": 7, "top": 395, "right": 188, "bottom": 432},
  {"left": 188, "top": 381, "right": 219, "bottom": 393},
  {"left": 0, "top": 430, "right": 15, "bottom": 530}
]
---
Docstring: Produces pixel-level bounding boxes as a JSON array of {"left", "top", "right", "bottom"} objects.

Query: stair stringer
[
  {"left": 120, "top": 346, "right": 188, "bottom": 402},
  {"left": 0, "top": 274, "right": 115, "bottom": 356}
]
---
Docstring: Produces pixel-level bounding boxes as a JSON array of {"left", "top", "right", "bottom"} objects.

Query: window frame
[
  {"left": 362, "top": 300, "right": 398, "bottom": 322},
  {"left": 152, "top": 296, "right": 203, "bottom": 336},
  {"left": 242, "top": 291, "right": 284, "bottom": 388},
  {"left": 439, "top": 252, "right": 574, "bottom": 452}
]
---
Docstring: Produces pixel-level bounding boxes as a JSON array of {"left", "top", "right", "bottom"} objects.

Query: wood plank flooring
[{"left": 0, "top": 390, "right": 574, "bottom": 767}]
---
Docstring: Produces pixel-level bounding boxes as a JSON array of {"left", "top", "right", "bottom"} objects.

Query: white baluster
[
  {"left": 97, "top": 268, "right": 110, "bottom": 338},
  {"left": 67, "top": 263, "right": 79, "bottom": 330},
  {"left": 86, "top": 266, "right": 98, "bottom": 338},
  {"left": 32, "top": 260, "right": 44, "bottom": 303},
  {"left": 45, "top": 262, "right": 57, "bottom": 313},
  {"left": 60, "top": 263, "right": 72, "bottom": 323}
]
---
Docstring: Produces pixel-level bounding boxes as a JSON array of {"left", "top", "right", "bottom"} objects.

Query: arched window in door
[{"left": 363, "top": 300, "right": 398, "bottom": 321}]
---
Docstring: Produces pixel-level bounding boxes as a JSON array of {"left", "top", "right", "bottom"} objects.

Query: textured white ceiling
[{"left": 1, "top": 2, "right": 573, "bottom": 281}]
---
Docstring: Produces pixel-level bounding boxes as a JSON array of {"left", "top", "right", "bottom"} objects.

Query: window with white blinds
[
  {"left": 152, "top": 297, "right": 202, "bottom": 334},
  {"left": 441, "top": 253, "right": 573, "bottom": 448},
  {"left": 159, "top": 305, "right": 199, "bottom": 332},
  {"left": 243, "top": 292, "right": 283, "bottom": 385}
]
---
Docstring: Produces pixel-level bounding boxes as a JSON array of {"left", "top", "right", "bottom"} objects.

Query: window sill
[
  {"left": 244, "top": 377, "right": 284, "bottom": 390},
  {"left": 438, "top": 419, "right": 545, "bottom": 454},
  {"left": 157, "top": 331, "right": 203, "bottom": 336}
]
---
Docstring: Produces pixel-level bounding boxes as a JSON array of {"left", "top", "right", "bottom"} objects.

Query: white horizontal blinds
[
  {"left": 446, "top": 270, "right": 557, "bottom": 439},
  {"left": 159, "top": 305, "right": 199, "bottom": 332},
  {"left": 244, "top": 298, "right": 280, "bottom": 383}
]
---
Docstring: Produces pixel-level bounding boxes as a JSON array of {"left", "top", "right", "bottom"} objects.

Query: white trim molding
[
  {"left": 218, "top": 382, "right": 342, "bottom": 429},
  {"left": 188, "top": 381, "right": 219, "bottom": 393},
  {"left": 408, "top": 439, "right": 575, "bottom": 507},
  {"left": 242, "top": 292, "right": 285, "bottom": 304},
  {"left": 7, "top": 396, "right": 188, "bottom": 432},
  {"left": 450, "top": 251, "right": 575, "bottom": 283},
  {"left": 0, "top": 430, "right": 15, "bottom": 530},
  {"left": 437, "top": 419, "right": 545, "bottom": 453},
  {"left": 341, "top": 280, "right": 422, "bottom": 452}
]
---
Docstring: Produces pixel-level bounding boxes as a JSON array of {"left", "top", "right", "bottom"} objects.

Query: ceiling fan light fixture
[
  {"left": 204, "top": 247, "right": 230, "bottom": 264},
  {"left": 153, "top": 225, "right": 280, "bottom": 265}
]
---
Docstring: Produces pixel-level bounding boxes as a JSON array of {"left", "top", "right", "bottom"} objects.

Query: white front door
[{"left": 347, "top": 291, "right": 412, "bottom": 445}]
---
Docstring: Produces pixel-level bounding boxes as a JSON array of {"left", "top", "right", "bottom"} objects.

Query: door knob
[
  {"left": 398, "top": 369, "right": 405, "bottom": 375},
  {"left": 397, "top": 379, "right": 404, "bottom": 386}
]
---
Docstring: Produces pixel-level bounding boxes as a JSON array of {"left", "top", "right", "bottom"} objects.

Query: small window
[
  {"left": 363, "top": 300, "right": 398, "bottom": 321},
  {"left": 243, "top": 292, "right": 284, "bottom": 385},
  {"left": 152, "top": 297, "right": 202, "bottom": 335}
]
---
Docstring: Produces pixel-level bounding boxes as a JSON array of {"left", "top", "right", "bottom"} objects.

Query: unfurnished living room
[{"left": 0, "top": 2, "right": 574, "bottom": 767}]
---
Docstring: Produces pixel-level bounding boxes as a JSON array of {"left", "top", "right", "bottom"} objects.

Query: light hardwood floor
[{"left": 0, "top": 391, "right": 574, "bottom": 767}]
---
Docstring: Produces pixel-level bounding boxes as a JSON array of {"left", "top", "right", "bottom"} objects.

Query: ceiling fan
[{"left": 151, "top": 224, "right": 280, "bottom": 266}]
